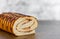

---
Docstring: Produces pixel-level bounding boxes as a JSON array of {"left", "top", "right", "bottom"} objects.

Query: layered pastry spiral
[{"left": 0, "top": 12, "right": 38, "bottom": 36}]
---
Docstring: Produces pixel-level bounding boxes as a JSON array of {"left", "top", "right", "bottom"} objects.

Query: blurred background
[{"left": 0, "top": 0, "right": 60, "bottom": 20}]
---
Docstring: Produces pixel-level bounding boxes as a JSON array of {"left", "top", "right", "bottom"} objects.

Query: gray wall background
[{"left": 0, "top": 0, "right": 60, "bottom": 20}]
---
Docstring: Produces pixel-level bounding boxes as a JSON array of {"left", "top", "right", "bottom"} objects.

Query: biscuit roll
[{"left": 0, "top": 12, "right": 38, "bottom": 36}]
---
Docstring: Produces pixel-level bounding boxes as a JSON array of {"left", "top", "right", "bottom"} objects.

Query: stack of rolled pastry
[{"left": 0, "top": 12, "right": 38, "bottom": 36}]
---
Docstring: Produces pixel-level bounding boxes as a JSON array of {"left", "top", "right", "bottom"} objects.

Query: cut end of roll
[{"left": 13, "top": 16, "right": 38, "bottom": 36}]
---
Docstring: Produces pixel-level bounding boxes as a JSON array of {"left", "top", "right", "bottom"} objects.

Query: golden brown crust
[{"left": 0, "top": 12, "right": 33, "bottom": 33}]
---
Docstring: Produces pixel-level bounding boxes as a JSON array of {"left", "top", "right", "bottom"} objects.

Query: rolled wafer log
[{"left": 0, "top": 12, "right": 38, "bottom": 36}]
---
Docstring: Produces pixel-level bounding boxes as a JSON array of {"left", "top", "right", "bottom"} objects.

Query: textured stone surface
[{"left": 0, "top": 0, "right": 60, "bottom": 20}]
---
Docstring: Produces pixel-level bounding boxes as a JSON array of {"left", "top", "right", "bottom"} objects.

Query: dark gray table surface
[{"left": 0, "top": 21, "right": 60, "bottom": 39}]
